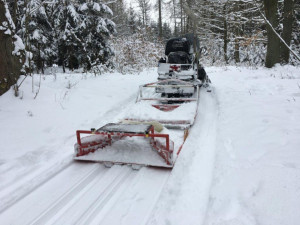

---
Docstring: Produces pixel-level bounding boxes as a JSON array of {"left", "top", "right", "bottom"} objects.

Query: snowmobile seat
[{"left": 167, "top": 51, "right": 192, "bottom": 64}]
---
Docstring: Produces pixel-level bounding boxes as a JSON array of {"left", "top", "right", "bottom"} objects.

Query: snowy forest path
[{"left": 0, "top": 69, "right": 221, "bottom": 225}]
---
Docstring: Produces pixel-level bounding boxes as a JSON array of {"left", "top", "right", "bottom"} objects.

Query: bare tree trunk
[
  {"left": 142, "top": 10, "right": 145, "bottom": 26},
  {"left": 138, "top": 0, "right": 150, "bottom": 27},
  {"left": 234, "top": 38, "right": 240, "bottom": 63},
  {"left": 180, "top": 0, "right": 183, "bottom": 34},
  {"left": 223, "top": 3, "right": 228, "bottom": 64},
  {"left": 172, "top": 0, "right": 177, "bottom": 35},
  {"left": 158, "top": 0, "right": 162, "bottom": 38},
  {"left": 62, "top": 60, "right": 66, "bottom": 73},
  {"left": 12, "top": 0, "right": 17, "bottom": 25},
  {"left": 233, "top": 2, "right": 240, "bottom": 63},
  {"left": 263, "top": 0, "right": 280, "bottom": 68},
  {"left": 281, "top": 0, "right": 294, "bottom": 64},
  {"left": 186, "top": 16, "right": 190, "bottom": 33},
  {"left": 0, "top": 0, "right": 25, "bottom": 96}
]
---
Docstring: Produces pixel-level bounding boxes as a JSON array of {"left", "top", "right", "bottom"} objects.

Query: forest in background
[{"left": 0, "top": 0, "right": 299, "bottom": 95}]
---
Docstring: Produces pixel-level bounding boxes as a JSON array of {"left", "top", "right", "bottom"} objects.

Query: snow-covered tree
[
  {"left": 54, "top": 0, "right": 82, "bottom": 71},
  {"left": 4, "top": 0, "right": 116, "bottom": 73},
  {"left": 112, "top": 31, "right": 163, "bottom": 74},
  {"left": 78, "top": 1, "right": 116, "bottom": 71},
  {"left": 28, "top": 2, "right": 54, "bottom": 73}
]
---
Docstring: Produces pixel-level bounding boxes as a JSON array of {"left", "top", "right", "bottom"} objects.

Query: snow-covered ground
[
  {"left": 204, "top": 65, "right": 300, "bottom": 225},
  {"left": 0, "top": 65, "right": 299, "bottom": 225}
]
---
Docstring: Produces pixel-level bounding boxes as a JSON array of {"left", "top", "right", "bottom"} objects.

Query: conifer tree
[{"left": 78, "top": 1, "right": 116, "bottom": 71}]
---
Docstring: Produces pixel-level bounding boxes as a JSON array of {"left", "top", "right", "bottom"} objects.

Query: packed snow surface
[
  {"left": 124, "top": 100, "right": 197, "bottom": 123},
  {"left": 0, "top": 66, "right": 299, "bottom": 225}
]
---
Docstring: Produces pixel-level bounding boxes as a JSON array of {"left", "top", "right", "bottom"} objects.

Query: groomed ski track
[
  {"left": 1, "top": 162, "right": 170, "bottom": 225},
  {"left": 0, "top": 78, "right": 217, "bottom": 225}
]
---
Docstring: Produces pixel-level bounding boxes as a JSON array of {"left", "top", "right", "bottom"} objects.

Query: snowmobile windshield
[
  {"left": 165, "top": 38, "right": 190, "bottom": 55},
  {"left": 168, "top": 51, "right": 191, "bottom": 64}
]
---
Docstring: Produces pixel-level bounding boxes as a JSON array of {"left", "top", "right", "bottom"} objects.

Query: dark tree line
[
  {"left": 263, "top": 0, "right": 296, "bottom": 67},
  {"left": 7, "top": 0, "right": 116, "bottom": 73},
  {"left": 161, "top": 0, "right": 299, "bottom": 67}
]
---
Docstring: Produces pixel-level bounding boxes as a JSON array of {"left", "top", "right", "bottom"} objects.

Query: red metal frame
[
  {"left": 140, "top": 97, "right": 197, "bottom": 102},
  {"left": 152, "top": 104, "right": 180, "bottom": 112},
  {"left": 76, "top": 126, "right": 174, "bottom": 166}
]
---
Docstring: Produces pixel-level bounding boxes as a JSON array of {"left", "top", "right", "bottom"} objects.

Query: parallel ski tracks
[
  {"left": 67, "top": 167, "right": 135, "bottom": 225},
  {"left": 0, "top": 161, "right": 170, "bottom": 225},
  {"left": 0, "top": 157, "right": 74, "bottom": 214},
  {"left": 27, "top": 163, "right": 107, "bottom": 225}
]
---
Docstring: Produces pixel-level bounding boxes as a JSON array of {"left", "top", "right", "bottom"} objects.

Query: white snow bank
[{"left": 203, "top": 65, "right": 300, "bottom": 225}]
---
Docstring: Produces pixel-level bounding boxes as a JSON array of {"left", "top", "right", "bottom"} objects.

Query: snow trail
[
  {"left": 1, "top": 66, "right": 299, "bottom": 225},
  {"left": 147, "top": 87, "right": 218, "bottom": 225}
]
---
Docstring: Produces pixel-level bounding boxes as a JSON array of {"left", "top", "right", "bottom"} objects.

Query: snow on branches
[
  {"left": 9, "top": 0, "right": 116, "bottom": 73},
  {"left": 112, "top": 31, "right": 164, "bottom": 74}
]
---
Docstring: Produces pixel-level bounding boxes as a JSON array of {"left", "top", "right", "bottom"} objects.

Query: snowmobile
[
  {"left": 158, "top": 34, "right": 207, "bottom": 83},
  {"left": 157, "top": 34, "right": 207, "bottom": 99}
]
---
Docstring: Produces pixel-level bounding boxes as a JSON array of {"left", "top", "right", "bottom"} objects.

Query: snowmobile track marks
[
  {"left": 0, "top": 164, "right": 171, "bottom": 225},
  {"left": 47, "top": 166, "right": 133, "bottom": 225},
  {"left": 27, "top": 163, "right": 106, "bottom": 225},
  {"left": 74, "top": 167, "right": 136, "bottom": 225},
  {"left": 0, "top": 158, "right": 73, "bottom": 214}
]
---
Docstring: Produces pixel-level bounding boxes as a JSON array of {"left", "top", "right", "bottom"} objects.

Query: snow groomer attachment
[
  {"left": 137, "top": 79, "right": 199, "bottom": 102},
  {"left": 131, "top": 79, "right": 200, "bottom": 129},
  {"left": 74, "top": 123, "right": 175, "bottom": 168}
]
